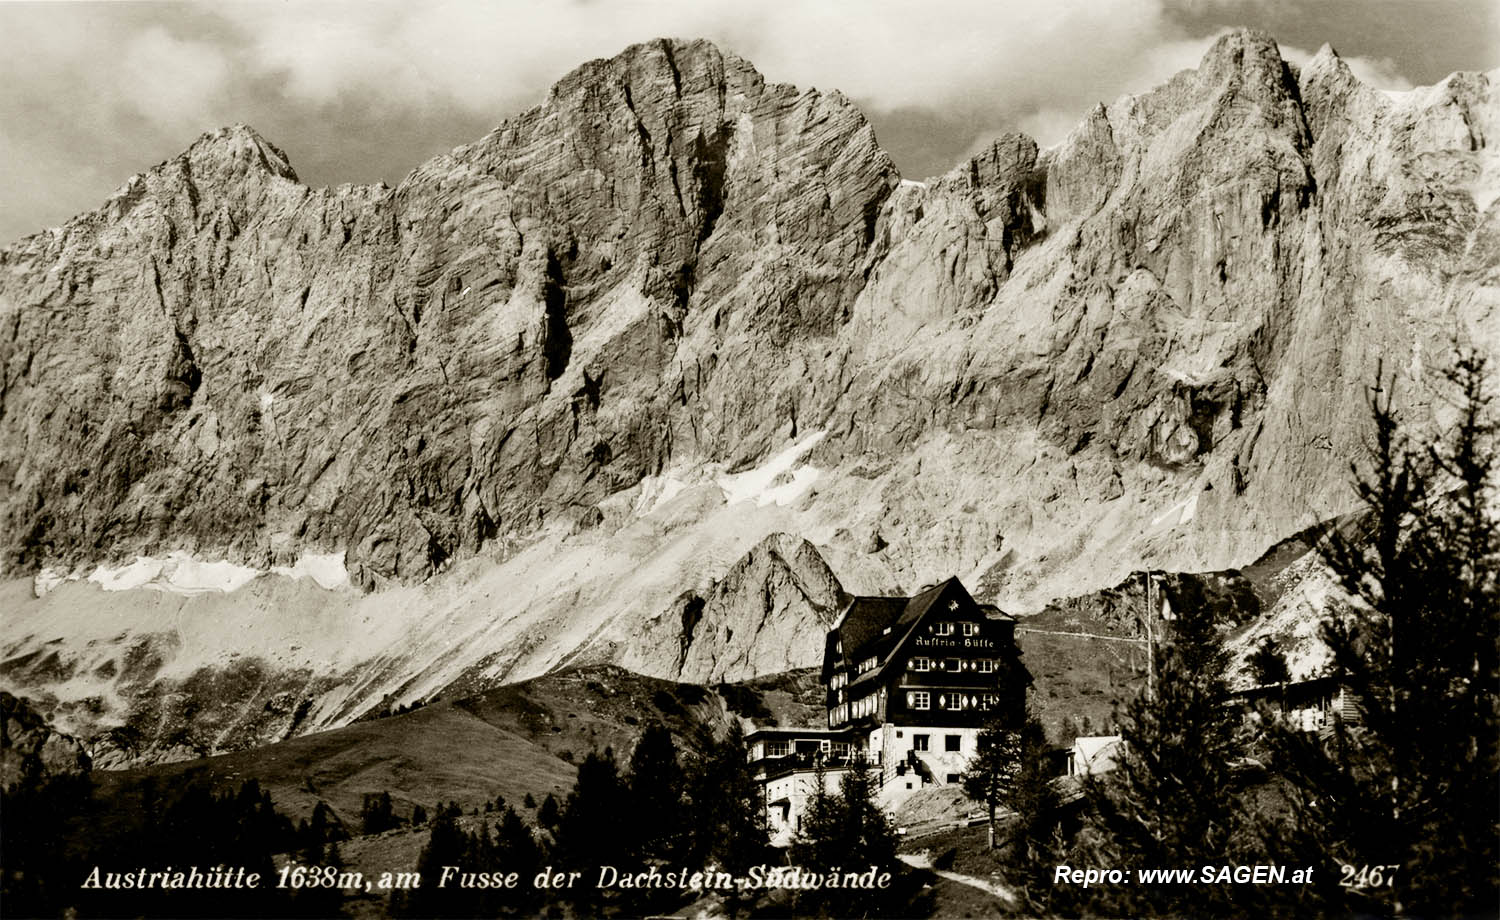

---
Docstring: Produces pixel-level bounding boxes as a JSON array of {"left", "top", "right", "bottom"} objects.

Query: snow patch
[
  {"left": 1471, "top": 150, "right": 1500, "bottom": 214},
  {"left": 88, "top": 552, "right": 261, "bottom": 595},
  {"left": 270, "top": 551, "right": 351, "bottom": 590},
  {"left": 33, "top": 567, "right": 68, "bottom": 598},
  {"left": 899, "top": 178, "right": 928, "bottom": 190},
  {"left": 82, "top": 549, "right": 352, "bottom": 595},
  {"left": 717, "top": 431, "right": 826, "bottom": 507},
  {"left": 1150, "top": 493, "right": 1198, "bottom": 528},
  {"left": 632, "top": 472, "right": 691, "bottom": 516}
]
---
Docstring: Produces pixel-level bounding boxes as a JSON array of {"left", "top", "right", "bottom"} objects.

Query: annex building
[{"left": 747, "top": 577, "right": 1031, "bottom": 845}]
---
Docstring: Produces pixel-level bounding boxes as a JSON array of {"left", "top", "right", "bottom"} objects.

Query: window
[
  {"left": 934, "top": 622, "right": 954, "bottom": 636},
  {"left": 913, "top": 734, "right": 930, "bottom": 751},
  {"left": 906, "top": 781, "right": 913, "bottom": 789},
  {"left": 909, "top": 657, "right": 931, "bottom": 672},
  {"left": 766, "top": 740, "right": 789, "bottom": 757},
  {"left": 976, "top": 659, "right": 995, "bottom": 673},
  {"left": 946, "top": 773, "right": 960, "bottom": 783},
  {"left": 961, "top": 622, "right": 979, "bottom": 636},
  {"left": 980, "top": 693, "right": 999, "bottom": 709},
  {"left": 945, "top": 658, "right": 963, "bottom": 672},
  {"left": 908, "top": 691, "right": 930, "bottom": 710},
  {"left": 819, "top": 739, "right": 831, "bottom": 753},
  {"left": 945, "top": 734, "right": 962, "bottom": 752}
]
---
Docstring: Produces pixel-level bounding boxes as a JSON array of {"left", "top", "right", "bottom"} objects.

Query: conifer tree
[
  {"left": 961, "top": 713, "right": 1022, "bottom": 850},
  {"left": 1260, "top": 354, "right": 1500, "bottom": 917},
  {"left": 1248, "top": 636, "right": 1290, "bottom": 685},
  {"left": 626, "top": 722, "right": 689, "bottom": 863},
  {"left": 689, "top": 723, "right": 769, "bottom": 874},
  {"left": 536, "top": 791, "right": 558, "bottom": 827},
  {"left": 961, "top": 705, "right": 1059, "bottom": 907},
  {"left": 360, "top": 790, "right": 398, "bottom": 835},
  {"left": 1071, "top": 600, "right": 1248, "bottom": 918},
  {"left": 621, "top": 723, "right": 691, "bottom": 916},
  {"left": 399, "top": 802, "right": 469, "bottom": 918},
  {"left": 789, "top": 754, "right": 901, "bottom": 918},
  {"left": 494, "top": 806, "right": 544, "bottom": 916},
  {"left": 553, "top": 748, "right": 628, "bottom": 915},
  {"left": 684, "top": 722, "right": 770, "bottom": 917}
]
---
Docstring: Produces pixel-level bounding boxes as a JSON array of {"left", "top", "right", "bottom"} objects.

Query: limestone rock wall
[
  {"left": 1, "top": 32, "right": 1496, "bottom": 759},
  {"left": 620, "top": 532, "right": 848, "bottom": 684}
]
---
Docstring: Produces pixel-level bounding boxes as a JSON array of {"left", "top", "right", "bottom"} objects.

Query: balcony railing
[{"left": 754, "top": 750, "right": 876, "bottom": 778}]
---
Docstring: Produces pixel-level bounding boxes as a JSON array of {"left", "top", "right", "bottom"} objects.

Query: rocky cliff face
[
  {"left": 1, "top": 691, "right": 91, "bottom": 788},
  {"left": 0, "top": 38, "right": 893, "bottom": 586},
  {"left": 618, "top": 532, "right": 848, "bottom": 684},
  {"left": 2, "top": 32, "right": 1495, "bottom": 760}
]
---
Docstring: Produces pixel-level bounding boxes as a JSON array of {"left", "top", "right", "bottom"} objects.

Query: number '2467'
[{"left": 1340, "top": 864, "right": 1398, "bottom": 888}]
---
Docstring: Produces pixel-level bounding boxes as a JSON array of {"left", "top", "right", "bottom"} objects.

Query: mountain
[{"left": 1, "top": 31, "right": 1495, "bottom": 760}]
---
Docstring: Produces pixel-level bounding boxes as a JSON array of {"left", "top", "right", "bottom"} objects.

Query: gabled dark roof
[
  {"left": 833, "top": 596, "right": 907, "bottom": 660},
  {"left": 823, "top": 576, "right": 1030, "bottom": 692},
  {"left": 829, "top": 577, "right": 979, "bottom": 666}
]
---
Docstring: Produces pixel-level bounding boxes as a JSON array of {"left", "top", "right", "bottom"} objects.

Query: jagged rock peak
[
  {"left": 178, "top": 123, "right": 300, "bottom": 183},
  {"left": 1301, "top": 42, "right": 1357, "bottom": 89},
  {"left": 617, "top": 533, "right": 849, "bottom": 684},
  {"left": 1197, "top": 28, "right": 1291, "bottom": 81},
  {"left": 546, "top": 37, "right": 766, "bottom": 104}
]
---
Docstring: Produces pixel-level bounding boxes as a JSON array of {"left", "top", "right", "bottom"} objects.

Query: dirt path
[
  {"left": 896, "top": 853, "right": 1018, "bottom": 906},
  {"left": 1016, "top": 627, "right": 1148, "bottom": 643}
]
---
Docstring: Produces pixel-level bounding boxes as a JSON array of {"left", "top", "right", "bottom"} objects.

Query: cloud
[
  {"left": 212, "top": 0, "right": 1238, "bottom": 175},
  {"left": 1278, "top": 43, "right": 1416, "bottom": 92},
  {"left": 118, "top": 26, "right": 234, "bottom": 131},
  {"left": 220, "top": 1, "right": 1208, "bottom": 140},
  {"left": 0, "top": 0, "right": 1455, "bottom": 241}
]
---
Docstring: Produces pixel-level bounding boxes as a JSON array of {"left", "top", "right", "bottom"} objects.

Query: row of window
[
  {"left": 908, "top": 657, "right": 997, "bottom": 673},
  {"left": 905, "top": 691, "right": 1002, "bottom": 711},
  {"left": 931, "top": 622, "right": 981, "bottom": 637},
  {"left": 910, "top": 733, "right": 964, "bottom": 753},
  {"left": 762, "top": 739, "right": 852, "bottom": 758}
]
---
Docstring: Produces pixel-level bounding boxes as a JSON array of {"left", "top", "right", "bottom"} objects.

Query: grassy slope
[
  {"left": 93, "top": 664, "right": 822, "bottom": 829},
  {"left": 73, "top": 663, "right": 825, "bottom": 915},
  {"left": 1017, "top": 611, "right": 1147, "bottom": 744},
  {"left": 91, "top": 697, "right": 575, "bottom": 835}
]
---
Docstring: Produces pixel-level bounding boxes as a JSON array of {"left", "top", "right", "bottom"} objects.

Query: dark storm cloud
[{"left": 1, "top": 0, "right": 1493, "bottom": 243}]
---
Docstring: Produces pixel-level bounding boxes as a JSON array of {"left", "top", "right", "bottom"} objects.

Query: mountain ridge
[{"left": 2, "top": 29, "right": 1495, "bottom": 762}]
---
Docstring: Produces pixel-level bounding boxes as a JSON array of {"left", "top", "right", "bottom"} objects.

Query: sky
[{"left": 1, "top": 0, "right": 1496, "bottom": 243}]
